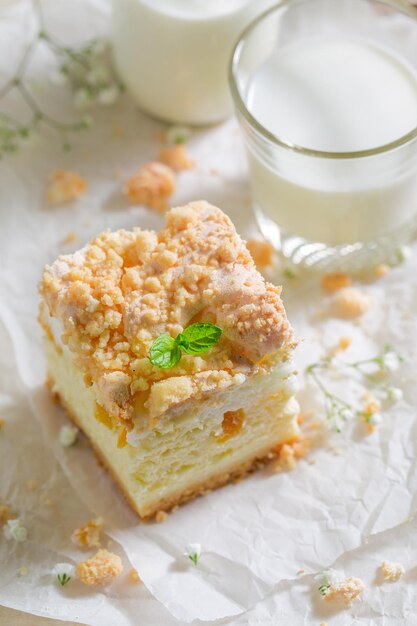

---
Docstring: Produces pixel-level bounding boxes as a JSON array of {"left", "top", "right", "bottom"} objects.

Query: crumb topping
[
  {"left": 321, "top": 272, "right": 352, "bottom": 293},
  {"left": 155, "top": 510, "right": 168, "bottom": 523},
  {"left": 0, "top": 505, "right": 12, "bottom": 526},
  {"left": 40, "top": 201, "right": 293, "bottom": 425},
  {"left": 331, "top": 287, "right": 371, "bottom": 319},
  {"left": 123, "top": 161, "right": 175, "bottom": 212},
  {"left": 246, "top": 239, "right": 274, "bottom": 268},
  {"left": 380, "top": 560, "right": 405, "bottom": 582},
  {"left": 324, "top": 577, "right": 364, "bottom": 606},
  {"left": 272, "top": 436, "right": 310, "bottom": 471},
  {"left": 128, "top": 567, "right": 142, "bottom": 583},
  {"left": 71, "top": 517, "right": 103, "bottom": 548},
  {"left": 76, "top": 549, "right": 123, "bottom": 586},
  {"left": 158, "top": 144, "right": 194, "bottom": 171},
  {"left": 47, "top": 170, "right": 87, "bottom": 205}
]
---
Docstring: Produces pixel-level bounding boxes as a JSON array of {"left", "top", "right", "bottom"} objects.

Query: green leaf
[
  {"left": 176, "top": 322, "right": 222, "bottom": 355},
  {"left": 149, "top": 334, "right": 181, "bottom": 369},
  {"left": 57, "top": 573, "right": 71, "bottom": 586}
]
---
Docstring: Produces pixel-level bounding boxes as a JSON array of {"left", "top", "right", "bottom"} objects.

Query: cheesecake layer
[{"left": 46, "top": 336, "right": 299, "bottom": 518}]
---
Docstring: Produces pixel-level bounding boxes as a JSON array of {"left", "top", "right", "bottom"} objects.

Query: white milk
[
  {"left": 112, "top": 0, "right": 275, "bottom": 125},
  {"left": 245, "top": 39, "right": 417, "bottom": 245}
]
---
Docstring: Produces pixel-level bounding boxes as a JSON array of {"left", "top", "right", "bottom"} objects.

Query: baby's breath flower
[
  {"left": 395, "top": 245, "right": 412, "bottom": 263},
  {"left": 185, "top": 542, "right": 201, "bottom": 565},
  {"left": 379, "top": 351, "right": 401, "bottom": 372},
  {"left": 386, "top": 386, "right": 403, "bottom": 402},
  {"left": 315, "top": 568, "right": 337, "bottom": 596},
  {"left": 52, "top": 562, "right": 75, "bottom": 586},
  {"left": 365, "top": 412, "right": 382, "bottom": 426},
  {"left": 59, "top": 424, "right": 79, "bottom": 447},
  {"left": 74, "top": 88, "right": 93, "bottom": 110},
  {"left": 4, "top": 518, "right": 27, "bottom": 542}
]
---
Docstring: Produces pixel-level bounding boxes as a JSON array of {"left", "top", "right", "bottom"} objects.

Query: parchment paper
[{"left": 1, "top": 1, "right": 416, "bottom": 624}]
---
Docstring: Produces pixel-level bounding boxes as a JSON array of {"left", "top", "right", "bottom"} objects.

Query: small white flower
[
  {"left": 74, "top": 88, "right": 93, "bottom": 110},
  {"left": 98, "top": 85, "right": 120, "bottom": 106},
  {"left": 4, "top": 519, "right": 27, "bottom": 542},
  {"left": 167, "top": 126, "right": 189, "bottom": 145},
  {"left": 52, "top": 562, "right": 75, "bottom": 586},
  {"left": 185, "top": 542, "right": 201, "bottom": 565},
  {"left": 381, "top": 352, "right": 401, "bottom": 372},
  {"left": 59, "top": 424, "right": 78, "bottom": 447},
  {"left": 386, "top": 386, "right": 403, "bottom": 402},
  {"left": 315, "top": 568, "right": 337, "bottom": 595},
  {"left": 339, "top": 408, "right": 354, "bottom": 421},
  {"left": 396, "top": 245, "right": 412, "bottom": 263},
  {"left": 367, "top": 412, "right": 383, "bottom": 425}
]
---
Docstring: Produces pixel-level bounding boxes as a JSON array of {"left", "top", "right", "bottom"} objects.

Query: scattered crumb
[
  {"left": 210, "top": 168, "right": 219, "bottom": 176},
  {"left": 0, "top": 418, "right": 5, "bottom": 429},
  {"left": 272, "top": 437, "right": 311, "bottom": 471},
  {"left": 47, "top": 170, "right": 87, "bottom": 205},
  {"left": 155, "top": 510, "right": 168, "bottom": 523},
  {"left": 320, "top": 622, "right": 327, "bottom": 626},
  {"left": 27, "top": 480, "right": 38, "bottom": 491},
  {"left": 324, "top": 577, "right": 365, "bottom": 606},
  {"left": 297, "top": 568, "right": 305, "bottom": 575},
  {"left": 380, "top": 560, "right": 405, "bottom": 582},
  {"left": 71, "top": 517, "right": 103, "bottom": 548},
  {"left": 331, "top": 287, "right": 372, "bottom": 319},
  {"left": 123, "top": 161, "right": 175, "bottom": 212},
  {"left": 158, "top": 144, "right": 194, "bottom": 171},
  {"left": 62, "top": 231, "right": 77, "bottom": 245},
  {"left": 321, "top": 272, "right": 352, "bottom": 293},
  {"left": 308, "top": 458, "right": 317, "bottom": 465},
  {"left": 18, "top": 566, "right": 28, "bottom": 577},
  {"left": 246, "top": 239, "right": 274, "bottom": 268},
  {"left": 76, "top": 549, "right": 123, "bottom": 586},
  {"left": 329, "top": 336, "right": 352, "bottom": 356},
  {"left": 374, "top": 263, "right": 390, "bottom": 278},
  {"left": 0, "top": 505, "right": 12, "bottom": 526},
  {"left": 44, "top": 498, "right": 54, "bottom": 508},
  {"left": 128, "top": 568, "right": 141, "bottom": 584}
]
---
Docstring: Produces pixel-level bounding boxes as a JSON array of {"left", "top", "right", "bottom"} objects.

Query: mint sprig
[{"left": 149, "top": 322, "right": 222, "bottom": 369}]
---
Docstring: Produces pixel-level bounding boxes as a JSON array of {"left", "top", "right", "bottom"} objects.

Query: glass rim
[{"left": 229, "top": 0, "right": 417, "bottom": 160}]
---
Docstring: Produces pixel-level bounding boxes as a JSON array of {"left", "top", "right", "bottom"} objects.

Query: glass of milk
[
  {"left": 230, "top": 0, "right": 417, "bottom": 270},
  {"left": 112, "top": 0, "right": 276, "bottom": 126}
]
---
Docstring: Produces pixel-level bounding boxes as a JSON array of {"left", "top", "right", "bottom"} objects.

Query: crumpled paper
[{"left": 1, "top": 1, "right": 417, "bottom": 624}]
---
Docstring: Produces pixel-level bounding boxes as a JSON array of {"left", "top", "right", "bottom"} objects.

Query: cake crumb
[
  {"left": 297, "top": 568, "right": 305, "bottom": 575},
  {"left": 246, "top": 239, "right": 274, "bottom": 268},
  {"left": 47, "top": 170, "right": 87, "bottom": 205},
  {"left": 380, "top": 560, "right": 405, "bottom": 582},
  {"left": 76, "top": 549, "right": 123, "bottom": 586},
  {"left": 331, "top": 287, "right": 371, "bottom": 318},
  {"left": 374, "top": 263, "right": 390, "bottom": 278},
  {"left": 321, "top": 272, "right": 352, "bottom": 293},
  {"left": 155, "top": 510, "right": 168, "bottom": 523},
  {"left": 329, "top": 336, "right": 352, "bottom": 356},
  {"left": 324, "top": 577, "right": 364, "bottom": 606},
  {"left": 62, "top": 231, "right": 77, "bottom": 244},
  {"left": 123, "top": 161, "right": 175, "bottom": 212},
  {"left": 158, "top": 144, "right": 194, "bottom": 171},
  {"left": 0, "top": 505, "right": 12, "bottom": 525},
  {"left": 71, "top": 517, "right": 103, "bottom": 548},
  {"left": 44, "top": 498, "right": 54, "bottom": 508},
  {"left": 27, "top": 480, "right": 38, "bottom": 491},
  {"left": 128, "top": 568, "right": 141, "bottom": 583},
  {"left": 0, "top": 418, "right": 5, "bottom": 429},
  {"left": 272, "top": 437, "right": 310, "bottom": 471}
]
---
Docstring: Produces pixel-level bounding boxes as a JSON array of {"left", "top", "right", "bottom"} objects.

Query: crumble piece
[
  {"left": 71, "top": 517, "right": 103, "bottom": 548},
  {"left": 0, "top": 505, "right": 12, "bottom": 525},
  {"left": 321, "top": 272, "right": 352, "bottom": 293},
  {"left": 272, "top": 437, "right": 310, "bottom": 471},
  {"left": 27, "top": 480, "right": 38, "bottom": 491},
  {"left": 128, "top": 568, "right": 142, "bottom": 583},
  {"left": 331, "top": 287, "right": 371, "bottom": 319},
  {"left": 374, "top": 263, "right": 390, "bottom": 278},
  {"left": 63, "top": 231, "right": 77, "bottom": 244},
  {"left": 123, "top": 161, "right": 175, "bottom": 211},
  {"left": 76, "top": 549, "right": 123, "bottom": 586},
  {"left": 246, "top": 239, "right": 274, "bottom": 268},
  {"left": 155, "top": 510, "right": 168, "bottom": 523},
  {"left": 324, "top": 577, "right": 365, "bottom": 606},
  {"left": 158, "top": 144, "right": 194, "bottom": 171},
  {"left": 47, "top": 170, "right": 87, "bottom": 205},
  {"left": 0, "top": 417, "right": 5, "bottom": 428},
  {"left": 380, "top": 560, "right": 405, "bottom": 582}
]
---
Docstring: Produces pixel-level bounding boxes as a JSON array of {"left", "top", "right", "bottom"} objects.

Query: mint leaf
[
  {"left": 177, "top": 322, "right": 222, "bottom": 355},
  {"left": 149, "top": 334, "right": 181, "bottom": 369}
]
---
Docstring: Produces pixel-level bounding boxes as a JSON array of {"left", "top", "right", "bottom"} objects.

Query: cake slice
[{"left": 39, "top": 201, "right": 299, "bottom": 519}]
